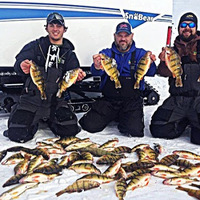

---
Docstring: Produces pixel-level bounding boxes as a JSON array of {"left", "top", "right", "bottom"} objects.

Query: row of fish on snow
[{"left": 1, "top": 136, "right": 200, "bottom": 199}]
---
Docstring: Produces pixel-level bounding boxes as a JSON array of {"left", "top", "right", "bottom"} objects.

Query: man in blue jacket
[
  {"left": 3, "top": 12, "right": 86, "bottom": 143},
  {"left": 79, "top": 22, "right": 157, "bottom": 136}
]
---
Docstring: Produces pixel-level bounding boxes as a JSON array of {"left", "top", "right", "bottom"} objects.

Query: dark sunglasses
[{"left": 180, "top": 22, "right": 196, "bottom": 28}]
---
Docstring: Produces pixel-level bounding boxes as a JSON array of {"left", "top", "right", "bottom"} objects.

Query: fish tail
[
  {"left": 115, "top": 80, "right": 122, "bottom": 89},
  {"left": 176, "top": 186, "right": 186, "bottom": 191},
  {"left": 134, "top": 81, "right": 140, "bottom": 89},
  {"left": 41, "top": 92, "right": 47, "bottom": 100},
  {"left": 190, "top": 183, "right": 200, "bottom": 189},
  {"left": 56, "top": 89, "right": 62, "bottom": 98},
  {"left": 56, "top": 189, "right": 67, "bottom": 197},
  {"left": 175, "top": 76, "right": 183, "bottom": 87}
]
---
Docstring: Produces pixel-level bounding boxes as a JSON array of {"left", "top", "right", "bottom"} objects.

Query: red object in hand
[{"left": 166, "top": 26, "right": 172, "bottom": 47}]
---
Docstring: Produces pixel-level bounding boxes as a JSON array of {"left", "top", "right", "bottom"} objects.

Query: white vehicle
[
  {"left": 0, "top": 0, "right": 172, "bottom": 111},
  {"left": 0, "top": 0, "right": 172, "bottom": 68}
]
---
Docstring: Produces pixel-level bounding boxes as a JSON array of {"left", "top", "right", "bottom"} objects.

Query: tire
[{"left": 146, "top": 91, "right": 160, "bottom": 105}]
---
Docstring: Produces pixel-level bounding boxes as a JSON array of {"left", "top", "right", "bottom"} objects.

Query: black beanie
[{"left": 178, "top": 12, "right": 198, "bottom": 29}]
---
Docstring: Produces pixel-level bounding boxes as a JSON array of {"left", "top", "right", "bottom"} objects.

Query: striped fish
[
  {"left": 19, "top": 173, "right": 59, "bottom": 183},
  {"left": 163, "top": 177, "right": 199, "bottom": 186},
  {"left": 77, "top": 174, "right": 114, "bottom": 184},
  {"left": 56, "top": 68, "right": 80, "bottom": 98},
  {"left": 0, "top": 182, "right": 38, "bottom": 200},
  {"left": 27, "top": 155, "right": 44, "bottom": 174},
  {"left": 176, "top": 185, "right": 200, "bottom": 199},
  {"left": 115, "top": 178, "right": 127, "bottom": 200},
  {"left": 165, "top": 47, "right": 183, "bottom": 87},
  {"left": 2, "top": 174, "right": 25, "bottom": 188},
  {"left": 100, "top": 53, "right": 121, "bottom": 89},
  {"left": 30, "top": 61, "right": 47, "bottom": 100},
  {"left": 127, "top": 173, "right": 151, "bottom": 190},
  {"left": 159, "top": 154, "right": 179, "bottom": 166},
  {"left": 14, "top": 158, "right": 29, "bottom": 175},
  {"left": 68, "top": 163, "right": 101, "bottom": 174},
  {"left": 173, "top": 150, "right": 200, "bottom": 160},
  {"left": 134, "top": 51, "right": 152, "bottom": 89},
  {"left": 103, "top": 159, "right": 122, "bottom": 178},
  {"left": 1, "top": 153, "right": 24, "bottom": 165},
  {"left": 56, "top": 180, "right": 100, "bottom": 196}
]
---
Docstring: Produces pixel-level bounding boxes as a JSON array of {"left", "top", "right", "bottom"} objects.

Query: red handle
[{"left": 166, "top": 26, "right": 172, "bottom": 47}]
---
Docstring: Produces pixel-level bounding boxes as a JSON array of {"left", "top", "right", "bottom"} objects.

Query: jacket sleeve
[
  {"left": 157, "top": 61, "right": 172, "bottom": 77},
  {"left": 14, "top": 41, "right": 37, "bottom": 76}
]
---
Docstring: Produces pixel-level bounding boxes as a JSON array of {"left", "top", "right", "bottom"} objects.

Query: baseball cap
[
  {"left": 115, "top": 22, "right": 132, "bottom": 35},
  {"left": 178, "top": 12, "right": 198, "bottom": 29},
  {"left": 46, "top": 12, "right": 67, "bottom": 28}
]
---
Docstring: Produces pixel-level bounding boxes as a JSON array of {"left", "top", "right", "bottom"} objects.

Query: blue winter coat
[{"left": 91, "top": 41, "right": 157, "bottom": 90}]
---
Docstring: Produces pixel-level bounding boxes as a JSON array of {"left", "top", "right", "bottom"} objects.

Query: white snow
[{"left": 0, "top": 75, "right": 200, "bottom": 200}]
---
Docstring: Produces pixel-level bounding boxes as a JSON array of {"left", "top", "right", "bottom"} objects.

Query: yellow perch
[
  {"left": 30, "top": 61, "right": 47, "bottom": 100},
  {"left": 165, "top": 46, "right": 183, "bottom": 87},
  {"left": 56, "top": 180, "right": 100, "bottom": 196},
  {"left": 134, "top": 51, "right": 152, "bottom": 89},
  {"left": 127, "top": 173, "right": 151, "bottom": 191},
  {"left": 0, "top": 182, "right": 38, "bottom": 200},
  {"left": 115, "top": 178, "right": 127, "bottom": 200},
  {"left": 100, "top": 53, "right": 121, "bottom": 89},
  {"left": 56, "top": 68, "right": 79, "bottom": 98},
  {"left": 173, "top": 150, "right": 200, "bottom": 160},
  {"left": 163, "top": 177, "right": 199, "bottom": 186}
]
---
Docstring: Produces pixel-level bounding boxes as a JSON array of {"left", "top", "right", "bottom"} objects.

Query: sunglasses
[{"left": 180, "top": 22, "right": 196, "bottom": 28}]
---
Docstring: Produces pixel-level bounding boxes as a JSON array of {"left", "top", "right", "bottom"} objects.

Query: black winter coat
[{"left": 14, "top": 36, "right": 80, "bottom": 107}]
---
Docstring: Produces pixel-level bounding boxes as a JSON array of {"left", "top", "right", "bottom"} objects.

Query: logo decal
[{"left": 124, "top": 10, "right": 159, "bottom": 28}]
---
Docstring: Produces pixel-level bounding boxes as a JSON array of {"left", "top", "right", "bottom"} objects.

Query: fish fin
[
  {"left": 131, "top": 187, "right": 136, "bottom": 191},
  {"left": 197, "top": 76, "right": 200, "bottom": 82},
  {"left": 110, "top": 77, "right": 114, "bottom": 81},
  {"left": 175, "top": 76, "right": 183, "bottom": 87},
  {"left": 180, "top": 68, "right": 183, "bottom": 75},
  {"left": 115, "top": 80, "right": 122, "bottom": 89},
  {"left": 134, "top": 81, "right": 140, "bottom": 89},
  {"left": 56, "top": 89, "right": 63, "bottom": 98},
  {"left": 41, "top": 92, "right": 47, "bottom": 100}
]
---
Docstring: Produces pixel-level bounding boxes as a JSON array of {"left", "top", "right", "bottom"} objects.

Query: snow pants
[
  {"left": 79, "top": 97, "right": 144, "bottom": 137},
  {"left": 150, "top": 96, "right": 200, "bottom": 144},
  {"left": 6, "top": 100, "right": 80, "bottom": 143}
]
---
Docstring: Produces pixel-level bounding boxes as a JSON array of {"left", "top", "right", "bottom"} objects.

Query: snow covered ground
[{"left": 0, "top": 76, "right": 200, "bottom": 200}]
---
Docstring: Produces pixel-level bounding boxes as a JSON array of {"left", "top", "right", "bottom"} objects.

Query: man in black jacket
[
  {"left": 3, "top": 12, "right": 86, "bottom": 143},
  {"left": 150, "top": 12, "right": 200, "bottom": 144}
]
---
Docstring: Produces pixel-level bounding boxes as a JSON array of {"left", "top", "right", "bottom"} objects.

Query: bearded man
[{"left": 150, "top": 12, "right": 200, "bottom": 145}]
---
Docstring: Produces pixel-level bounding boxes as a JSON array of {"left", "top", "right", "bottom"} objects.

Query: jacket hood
[{"left": 62, "top": 38, "right": 75, "bottom": 50}]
